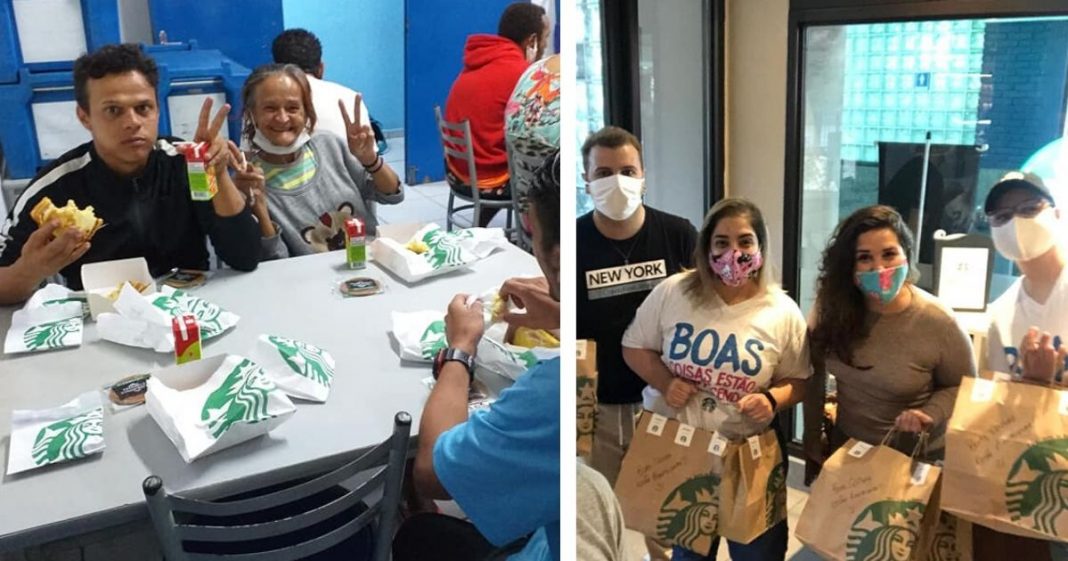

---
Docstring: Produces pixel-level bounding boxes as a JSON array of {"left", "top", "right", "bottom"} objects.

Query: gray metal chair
[
  {"left": 143, "top": 412, "right": 411, "bottom": 561},
  {"left": 434, "top": 106, "right": 514, "bottom": 234}
]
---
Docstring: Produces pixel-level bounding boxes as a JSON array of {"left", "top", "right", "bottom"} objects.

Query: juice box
[
  {"left": 173, "top": 315, "right": 201, "bottom": 365},
  {"left": 177, "top": 142, "right": 218, "bottom": 201},
  {"left": 344, "top": 218, "right": 366, "bottom": 270}
]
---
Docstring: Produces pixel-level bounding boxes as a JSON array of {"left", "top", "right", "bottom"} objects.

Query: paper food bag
[
  {"left": 373, "top": 224, "right": 508, "bottom": 283},
  {"left": 391, "top": 309, "right": 557, "bottom": 380},
  {"left": 391, "top": 311, "right": 448, "bottom": 362},
  {"left": 146, "top": 355, "right": 296, "bottom": 462},
  {"left": 943, "top": 375, "right": 1068, "bottom": 541},
  {"left": 916, "top": 492, "right": 974, "bottom": 561},
  {"left": 615, "top": 411, "right": 734, "bottom": 556},
  {"left": 577, "top": 339, "right": 598, "bottom": 458},
  {"left": 796, "top": 438, "right": 942, "bottom": 561},
  {"left": 98, "top": 285, "right": 238, "bottom": 352},
  {"left": 8, "top": 391, "right": 104, "bottom": 475},
  {"left": 718, "top": 428, "right": 787, "bottom": 544},
  {"left": 4, "top": 284, "right": 84, "bottom": 354},
  {"left": 250, "top": 334, "right": 335, "bottom": 402}
]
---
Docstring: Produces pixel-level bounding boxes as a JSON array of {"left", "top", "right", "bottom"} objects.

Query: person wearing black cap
[
  {"left": 984, "top": 171, "right": 1066, "bottom": 383},
  {"left": 978, "top": 170, "right": 1063, "bottom": 561}
]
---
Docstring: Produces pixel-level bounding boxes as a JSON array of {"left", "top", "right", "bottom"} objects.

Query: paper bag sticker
[
  {"left": 849, "top": 441, "right": 873, "bottom": 458},
  {"left": 911, "top": 463, "right": 932, "bottom": 486},
  {"left": 993, "top": 371, "right": 1013, "bottom": 383},
  {"left": 647, "top": 414, "right": 668, "bottom": 436},
  {"left": 577, "top": 340, "right": 587, "bottom": 361},
  {"left": 675, "top": 424, "right": 696, "bottom": 447},
  {"left": 709, "top": 432, "right": 728, "bottom": 456},
  {"left": 748, "top": 435, "right": 762, "bottom": 459},
  {"left": 1060, "top": 391, "right": 1068, "bottom": 416},
  {"left": 971, "top": 377, "right": 995, "bottom": 402}
]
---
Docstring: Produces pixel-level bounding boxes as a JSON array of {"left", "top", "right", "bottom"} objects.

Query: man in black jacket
[{"left": 0, "top": 44, "right": 259, "bottom": 304}]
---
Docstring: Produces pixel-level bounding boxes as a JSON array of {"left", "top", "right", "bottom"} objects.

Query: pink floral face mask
[{"left": 709, "top": 249, "right": 763, "bottom": 287}]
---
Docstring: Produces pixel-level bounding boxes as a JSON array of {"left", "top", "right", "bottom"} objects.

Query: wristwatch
[
  {"left": 760, "top": 389, "right": 779, "bottom": 412},
  {"left": 433, "top": 347, "right": 475, "bottom": 383}
]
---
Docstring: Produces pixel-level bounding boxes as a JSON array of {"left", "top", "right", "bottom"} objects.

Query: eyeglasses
[{"left": 986, "top": 198, "right": 1050, "bottom": 228}]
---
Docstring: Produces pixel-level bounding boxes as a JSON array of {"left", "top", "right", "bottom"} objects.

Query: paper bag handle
[
  {"left": 909, "top": 430, "right": 930, "bottom": 462},
  {"left": 879, "top": 427, "right": 901, "bottom": 448}
]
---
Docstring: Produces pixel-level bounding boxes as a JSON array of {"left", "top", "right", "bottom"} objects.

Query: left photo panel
[{"left": 0, "top": 1, "right": 563, "bottom": 560}]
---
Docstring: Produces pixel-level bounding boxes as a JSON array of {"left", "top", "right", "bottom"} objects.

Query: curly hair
[
  {"left": 73, "top": 44, "right": 158, "bottom": 111},
  {"left": 528, "top": 150, "right": 560, "bottom": 253},
  {"left": 272, "top": 29, "right": 322, "bottom": 76},
  {"left": 240, "top": 64, "right": 318, "bottom": 144},
  {"left": 811, "top": 205, "right": 917, "bottom": 367}
]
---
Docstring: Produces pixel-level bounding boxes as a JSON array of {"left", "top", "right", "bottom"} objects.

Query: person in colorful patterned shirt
[
  {"left": 505, "top": 53, "right": 560, "bottom": 239},
  {"left": 231, "top": 64, "right": 403, "bottom": 260},
  {"left": 622, "top": 198, "right": 811, "bottom": 561}
]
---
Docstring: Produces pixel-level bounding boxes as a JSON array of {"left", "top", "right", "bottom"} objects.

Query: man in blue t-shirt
[{"left": 393, "top": 151, "right": 561, "bottom": 561}]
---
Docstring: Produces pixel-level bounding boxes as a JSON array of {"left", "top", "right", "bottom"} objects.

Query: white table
[{"left": 0, "top": 245, "right": 540, "bottom": 551}]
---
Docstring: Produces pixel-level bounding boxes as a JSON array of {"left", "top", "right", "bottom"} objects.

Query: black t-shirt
[
  {"left": 577, "top": 206, "right": 698, "bottom": 404},
  {"left": 0, "top": 139, "right": 260, "bottom": 289}
]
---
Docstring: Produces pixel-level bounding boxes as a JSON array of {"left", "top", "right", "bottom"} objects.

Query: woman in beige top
[{"left": 803, "top": 205, "right": 975, "bottom": 483}]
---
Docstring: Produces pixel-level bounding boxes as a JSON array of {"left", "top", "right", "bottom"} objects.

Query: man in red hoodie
[{"left": 445, "top": 2, "right": 549, "bottom": 227}]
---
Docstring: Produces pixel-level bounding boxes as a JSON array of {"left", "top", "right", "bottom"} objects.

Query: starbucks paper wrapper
[
  {"left": 372, "top": 224, "right": 508, "bottom": 283},
  {"left": 97, "top": 285, "right": 238, "bottom": 353},
  {"left": 4, "top": 284, "right": 84, "bottom": 354},
  {"left": 250, "top": 334, "right": 335, "bottom": 402},
  {"left": 392, "top": 311, "right": 447, "bottom": 362},
  {"left": 146, "top": 355, "right": 296, "bottom": 463},
  {"left": 7, "top": 391, "right": 104, "bottom": 475}
]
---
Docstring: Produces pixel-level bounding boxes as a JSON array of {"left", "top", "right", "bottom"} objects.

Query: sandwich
[{"left": 30, "top": 197, "right": 104, "bottom": 240}]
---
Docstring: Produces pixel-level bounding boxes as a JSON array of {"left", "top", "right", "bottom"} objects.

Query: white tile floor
[
  {"left": 621, "top": 457, "right": 824, "bottom": 561},
  {"left": 378, "top": 138, "right": 512, "bottom": 231}
]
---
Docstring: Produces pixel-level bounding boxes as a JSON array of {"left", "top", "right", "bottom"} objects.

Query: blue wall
[{"left": 282, "top": 0, "right": 404, "bottom": 131}]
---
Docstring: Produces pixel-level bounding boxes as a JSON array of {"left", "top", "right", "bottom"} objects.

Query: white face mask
[
  {"left": 588, "top": 174, "right": 644, "bottom": 221},
  {"left": 991, "top": 207, "right": 1060, "bottom": 262},
  {"left": 252, "top": 125, "right": 311, "bottom": 156}
]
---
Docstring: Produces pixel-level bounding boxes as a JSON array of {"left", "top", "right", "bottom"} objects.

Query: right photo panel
[{"left": 573, "top": 2, "right": 1068, "bottom": 561}]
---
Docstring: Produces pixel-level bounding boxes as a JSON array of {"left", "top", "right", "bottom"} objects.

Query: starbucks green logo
[
  {"left": 201, "top": 359, "right": 276, "bottom": 439},
  {"left": 482, "top": 337, "right": 539, "bottom": 369},
  {"left": 268, "top": 335, "right": 334, "bottom": 387},
  {"left": 929, "top": 512, "right": 963, "bottom": 561},
  {"left": 153, "top": 292, "right": 227, "bottom": 339},
  {"left": 23, "top": 317, "right": 81, "bottom": 350},
  {"left": 576, "top": 376, "right": 596, "bottom": 439},
  {"left": 657, "top": 474, "right": 719, "bottom": 552},
  {"left": 32, "top": 408, "right": 103, "bottom": 465},
  {"left": 1006, "top": 437, "right": 1068, "bottom": 536},
  {"left": 419, "top": 320, "right": 447, "bottom": 359},
  {"left": 422, "top": 229, "right": 467, "bottom": 269},
  {"left": 846, "top": 500, "right": 924, "bottom": 561},
  {"left": 766, "top": 461, "right": 788, "bottom": 527}
]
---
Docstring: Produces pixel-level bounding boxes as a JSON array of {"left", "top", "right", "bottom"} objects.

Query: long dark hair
[
  {"left": 240, "top": 63, "right": 317, "bottom": 144},
  {"left": 681, "top": 198, "right": 774, "bottom": 305},
  {"left": 811, "top": 205, "right": 917, "bottom": 366}
]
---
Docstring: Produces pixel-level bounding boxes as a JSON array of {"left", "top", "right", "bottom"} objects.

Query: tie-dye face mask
[
  {"left": 855, "top": 264, "right": 909, "bottom": 305},
  {"left": 709, "top": 249, "right": 763, "bottom": 288}
]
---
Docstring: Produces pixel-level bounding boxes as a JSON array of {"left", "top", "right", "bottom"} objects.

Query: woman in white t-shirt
[{"left": 622, "top": 198, "right": 811, "bottom": 561}]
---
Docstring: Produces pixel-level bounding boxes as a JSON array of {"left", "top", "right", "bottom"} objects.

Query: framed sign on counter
[{"left": 932, "top": 232, "right": 995, "bottom": 313}]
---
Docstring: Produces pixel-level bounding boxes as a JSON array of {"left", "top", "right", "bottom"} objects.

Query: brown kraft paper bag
[
  {"left": 943, "top": 375, "right": 1068, "bottom": 542},
  {"left": 796, "top": 437, "right": 942, "bottom": 561},
  {"left": 577, "top": 339, "right": 598, "bottom": 457},
  {"left": 718, "top": 428, "right": 788, "bottom": 544},
  {"left": 614, "top": 411, "right": 736, "bottom": 556}
]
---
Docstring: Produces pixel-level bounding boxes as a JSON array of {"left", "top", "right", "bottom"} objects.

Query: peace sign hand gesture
[
  {"left": 339, "top": 93, "right": 377, "bottom": 167},
  {"left": 194, "top": 98, "right": 232, "bottom": 176}
]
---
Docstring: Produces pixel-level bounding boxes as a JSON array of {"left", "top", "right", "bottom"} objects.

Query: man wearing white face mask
[
  {"left": 577, "top": 126, "right": 697, "bottom": 475},
  {"left": 985, "top": 171, "right": 1067, "bottom": 383}
]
